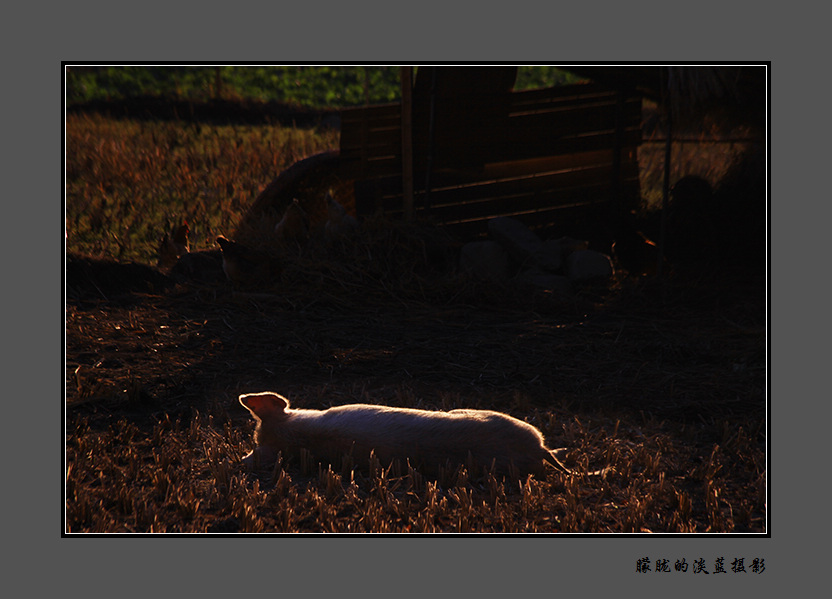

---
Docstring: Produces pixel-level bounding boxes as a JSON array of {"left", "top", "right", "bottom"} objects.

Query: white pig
[{"left": 239, "top": 392, "right": 607, "bottom": 479}]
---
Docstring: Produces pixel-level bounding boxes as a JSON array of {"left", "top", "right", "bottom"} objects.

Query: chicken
[
  {"left": 157, "top": 221, "right": 190, "bottom": 270},
  {"left": 323, "top": 191, "right": 358, "bottom": 241},
  {"left": 274, "top": 199, "right": 309, "bottom": 247},
  {"left": 216, "top": 236, "right": 281, "bottom": 286}
]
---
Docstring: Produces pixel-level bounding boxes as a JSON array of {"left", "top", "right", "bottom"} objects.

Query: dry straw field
[{"left": 65, "top": 103, "right": 766, "bottom": 534}]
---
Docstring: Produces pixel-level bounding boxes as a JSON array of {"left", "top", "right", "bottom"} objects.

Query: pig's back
[{"left": 312, "top": 404, "right": 548, "bottom": 474}]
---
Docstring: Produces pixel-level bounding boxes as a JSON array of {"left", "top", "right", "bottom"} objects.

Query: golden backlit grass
[
  {"left": 638, "top": 100, "right": 757, "bottom": 210},
  {"left": 65, "top": 113, "right": 338, "bottom": 263},
  {"left": 66, "top": 399, "right": 765, "bottom": 533}
]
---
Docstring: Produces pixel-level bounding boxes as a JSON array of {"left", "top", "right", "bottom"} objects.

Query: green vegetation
[{"left": 65, "top": 66, "right": 583, "bottom": 107}]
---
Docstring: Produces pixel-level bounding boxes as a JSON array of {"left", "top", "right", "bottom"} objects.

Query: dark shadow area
[{"left": 67, "top": 96, "right": 341, "bottom": 129}]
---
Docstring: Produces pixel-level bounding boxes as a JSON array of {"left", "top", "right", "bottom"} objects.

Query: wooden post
[
  {"left": 401, "top": 66, "right": 415, "bottom": 220},
  {"left": 612, "top": 89, "right": 625, "bottom": 216},
  {"left": 657, "top": 70, "right": 673, "bottom": 278}
]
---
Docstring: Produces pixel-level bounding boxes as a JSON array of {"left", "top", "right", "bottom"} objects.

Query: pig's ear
[{"left": 239, "top": 392, "right": 290, "bottom": 420}]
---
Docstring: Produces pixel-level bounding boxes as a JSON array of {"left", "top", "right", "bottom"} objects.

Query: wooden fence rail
[{"left": 340, "top": 82, "right": 643, "bottom": 238}]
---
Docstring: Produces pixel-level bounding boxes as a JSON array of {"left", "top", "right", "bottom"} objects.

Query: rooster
[
  {"left": 323, "top": 191, "right": 358, "bottom": 242},
  {"left": 157, "top": 221, "right": 190, "bottom": 270},
  {"left": 216, "top": 236, "right": 281, "bottom": 286},
  {"left": 274, "top": 199, "right": 310, "bottom": 247}
]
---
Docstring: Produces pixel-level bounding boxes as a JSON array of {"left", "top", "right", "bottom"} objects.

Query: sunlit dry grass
[
  {"left": 65, "top": 402, "right": 765, "bottom": 533},
  {"left": 637, "top": 101, "right": 758, "bottom": 210},
  {"left": 65, "top": 113, "right": 338, "bottom": 263}
]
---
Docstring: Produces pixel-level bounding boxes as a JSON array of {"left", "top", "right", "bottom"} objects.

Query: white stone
[{"left": 535, "top": 239, "right": 563, "bottom": 272}]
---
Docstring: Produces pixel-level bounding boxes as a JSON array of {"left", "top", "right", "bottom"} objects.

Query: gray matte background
[{"left": 10, "top": 1, "right": 820, "bottom": 595}]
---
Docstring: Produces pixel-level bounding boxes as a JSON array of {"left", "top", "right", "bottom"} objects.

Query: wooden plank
[
  {"left": 352, "top": 144, "right": 640, "bottom": 203},
  {"left": 508, "top": 82, "right": 620, "bottom": 104},
  {"left": 441, "top": 179, "right": 640, "bottom": 227},
  {"left": 375, "top": 178, "right": 640, "bottom": 230},
  {"left": 428, "top": 163, "right": 635, "bottom": 208},
  {"left": 428, "top": 187, "right": 632, "bottom": 226},
  {"left": 356, "top": 160, "right": 640, "bottom": 217},
  {"left": 508, "top": 86, "right": 641, "bottom": 114},
  {"left": 441, "top": 200, "right": 626, "bottom": 239},
  {"left": 340, "top": 94, "right": 640, "bottom": 154},
  {"left": 341, "top": 117, "right": 642, "bottom": 168},
  {"left": 339, "top": 154, "right": 401, "bottom": 181},
  {"left": 431, "top": 185, "right": 638, "bottom": 226},
  {"left": 343, "top": 128, "right": 641, "bottom": 181},
  {"left": 480, "top": 149, "right": 633, "bottom": 182},
  {"left": 340, "top": 124, "right": 401, "bottom": 154},
  {"left": 360, "top": 181, "right": 642, "bottom": 241},
  {"left": 413, "top": 92, "right": 641, "bottom": 122},
  {"left": 413, "top": 128, "right": 641, "bottom": 173},
  {"left": 340, "top": 102, "right": 401, "bottom": 124},
  {"left": 414, "top": 98, "right": 640, "bottom": 143},
  {"left": 400, "top": 66, "right": 414, "bottom": 220}
]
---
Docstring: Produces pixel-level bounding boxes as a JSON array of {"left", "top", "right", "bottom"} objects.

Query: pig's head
[{"left": 239, "top": 392, "right": 292, "bottom": 469}]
